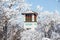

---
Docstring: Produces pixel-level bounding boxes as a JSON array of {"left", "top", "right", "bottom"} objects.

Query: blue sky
[
  {"left": 26, "top": 0, "right": 60, "bottom": 13},
  {"left": 3, "top": 0, "right": 60, "bottom": 13}
]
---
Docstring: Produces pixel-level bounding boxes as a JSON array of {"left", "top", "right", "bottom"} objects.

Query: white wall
[{"left": 24, "top": 22, "right": 37, "bottom": 30}]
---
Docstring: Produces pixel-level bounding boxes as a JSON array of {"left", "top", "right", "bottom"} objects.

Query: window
[
  {"left": 25, "top": 14, "right": 32, "bottom": 22},
  {"left": 25, "top": 14, "right": 37, "bottom": 22}
]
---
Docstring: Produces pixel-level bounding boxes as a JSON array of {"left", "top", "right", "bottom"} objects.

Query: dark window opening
[{"left": 25, "top": 14, "right": 32, "bottom": 22}]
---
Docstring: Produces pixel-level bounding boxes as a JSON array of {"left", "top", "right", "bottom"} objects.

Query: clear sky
[
  {"left": 3, "top": 0, "right": 60, "bottom": 13},
  {"left": 26, "top": 0, "right": 60, "bottom": 13}
]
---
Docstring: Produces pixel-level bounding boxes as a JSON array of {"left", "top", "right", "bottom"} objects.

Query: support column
[{"left": 32, "top": 15, "right": 34, "bottom": 22}]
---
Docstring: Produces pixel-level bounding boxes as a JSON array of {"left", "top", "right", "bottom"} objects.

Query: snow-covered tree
[
  {"left": 21, "top": 30, "right": 45, "bottom": 40},
  {"left": 35, "top": 10, "right": 60, "bottom": 40},
  {"left": 2, "top": 0, "right": 32, "bottom": 40},
  {"left": 0, "top": 0, "right": 60, "bottom": 40},
  {"left": 0, "top": 0, "right": 32, "bottom": 40}
]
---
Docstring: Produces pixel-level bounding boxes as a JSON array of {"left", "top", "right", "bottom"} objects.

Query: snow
[
  {"left": 21, "top": 30, "right": 45, "bottom": 40},
  {"left": 42, "top": 38, "right": 51, "bottom": 40},
  {"left": 23, "top": 10, "right": 34, "bottom": 13},
  {"left": 0, "top": 0, "right": 60, "bottom": 40}
]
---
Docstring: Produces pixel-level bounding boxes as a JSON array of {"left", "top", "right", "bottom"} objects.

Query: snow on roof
[
  {"left": 23, "top": 11, "right": 34, "bottom": 13},
  {"left": 22, "top": 10, "right": 38, "bottom": 15}
]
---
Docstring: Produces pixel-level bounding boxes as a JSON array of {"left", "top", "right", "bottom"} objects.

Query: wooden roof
[{"left": 22, "top": 11, "right": 38, "bottom": 15}]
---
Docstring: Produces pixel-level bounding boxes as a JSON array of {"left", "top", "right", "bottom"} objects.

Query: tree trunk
[{"left": 3, "top": 20, "right": 7, "bottom": 40}]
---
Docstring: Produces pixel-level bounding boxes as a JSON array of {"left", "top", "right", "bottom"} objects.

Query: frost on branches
[
  {"left": 0, "top": 0, "right": 60, "bottom": 40},
  {"left": 20, "top": 11, "right": 60, "bottom": 40},
  {"left": 21, "top": 30, "right": 45, "bottom": 40},
  {"left": 0, "top": 0, "right": 28, "bottom": 40}
]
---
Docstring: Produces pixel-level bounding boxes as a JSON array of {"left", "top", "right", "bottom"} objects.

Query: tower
[{"left": 22, "top": 11, "right": 38, "bottom": 30}]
